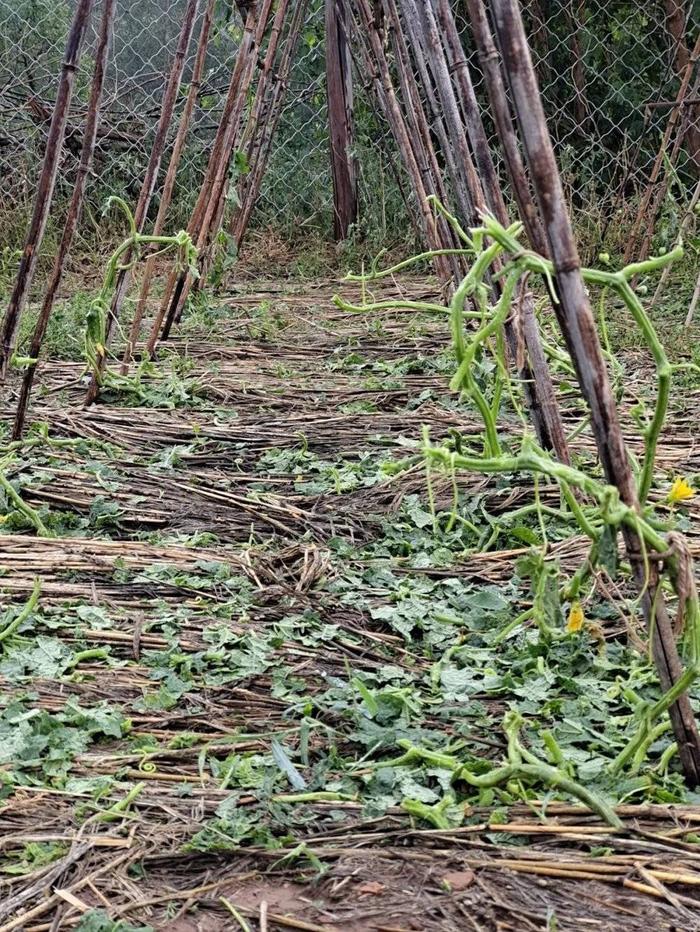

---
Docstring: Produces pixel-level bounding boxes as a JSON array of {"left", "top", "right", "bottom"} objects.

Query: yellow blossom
[
  {"left": 668, "top": 476, "right": 694, "bottom": 503},
  {"left": 566, "top": 601, "right": 585, "bottom": 633}
]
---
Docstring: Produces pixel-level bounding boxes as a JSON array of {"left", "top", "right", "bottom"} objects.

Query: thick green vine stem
[
  {"left": 84, "top": 198, "right": 198, "bottom": 383},
  {"left": 478, "top": 216, "right": 680, "bottom": 506},
  {"left": 0, "top": 577, "right": 41, "bottom": 644},
  {"left": 386, "top": 711, "right": 623, "bottom": 830},
  {"left": 0, "top": 460, "right": 50, "bottom": 537}
]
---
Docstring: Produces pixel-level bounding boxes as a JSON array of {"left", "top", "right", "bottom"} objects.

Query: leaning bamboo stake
[
  {"left": 466, "top": 0, "right": 581, "bottom": 453},
  {"left": 120, "top": 0, "right": 217, "bottom": 373},
  {"left": 384, "top": 0, "right": 464, "bottom": 276},
  {"left": 624, "top": 32, "right": 700, "bottom": 263},
  {"left": 0, "top": 0, "right": 94, "bottom": 381},
  {"left": 340, "top": 23, "right": 421, "bottom": 248},
  {"left": 230, "top": 0, "right": 294, "bottom": 243},
  {"left": 404, "top": 0, "right": 568, "bottom": 461},
  {"left": 490, "top": 0, "right": 700, "bottom": 785},
  {"left": 346, "top": 9, "right": 430, "bottom": 247},
  {"left": 403, "top": 0, "right": 480, "bottom": 221},
  {"left": 84, "top": 0, "right": 201, "bottom": 404},
  {"left": 12, "top": 0, "right": 115, "bottom": 439},
  {"left": 435, "top": 0, "right": 504, "bottom": 216},
  {"left": 198, "top": 0, "right": 276, "bottom": 270},
  {"left": 435, "top": 0, "right": 569, "bottom": 464},
  {"left": 149, "top": 3, "right": 267, "bottom": 350},
  {"left": 464, "top": 0, "right": 547, "bottom": 254},
  {"left": 145, "top": 22, "right": 255, "bottom": 357},
  {"left": 351, "top": 0, "right": 453, "bottom": 281},
  {"left": 230, "top": 0, "right": 308, "bottom": 249}
]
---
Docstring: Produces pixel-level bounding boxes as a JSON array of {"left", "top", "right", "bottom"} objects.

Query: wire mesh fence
[{"left": 0, "top": 0, "right": 697, "bottom": 258}]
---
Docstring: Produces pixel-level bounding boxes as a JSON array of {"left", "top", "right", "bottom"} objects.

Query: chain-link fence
[{"left": 0, "top": 0, "right": 698, "bottom": 259}]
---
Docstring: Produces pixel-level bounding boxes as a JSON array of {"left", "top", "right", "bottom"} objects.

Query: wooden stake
[
  {"left": 84, "top": 0, "right": 201, "bottom": 404},
  {"left": 326, "top": 0, "right": 357, "bottom": 241},
  {"left": 230, "top": 0, "right": 308, "bottom": 250},
  {"left": 12, "top": 0, "right": 115, "bottom": 439},
  {"left": 120, "top": 0, "right": 217, "bottom": 373},
  {"left": 351, "top": 0, "right": 453, "bottom": 281},
  {"left": 0, "top": 0, "right": 94, "bottom": 381},
  {"left": 148, "top": 3, "right": 271, "bottom": 351},
  {"left": 490, "top": 0, "right": 700, "bottom": 786}
]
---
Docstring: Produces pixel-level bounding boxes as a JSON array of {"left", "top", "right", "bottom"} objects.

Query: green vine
[
  {"left": 84, "top": 197, "right": 198, "bottom": 384},
  {"left": 337, "top": 203, "right": 700, "bottom": 810}
]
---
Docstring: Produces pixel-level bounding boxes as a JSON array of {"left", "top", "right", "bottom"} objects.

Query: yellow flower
[
  {"left": 668, "top": 476, "right": 695, "bottom": 503},
  {"left": 566, "top": 601, "right": 585, "bottom": 634}
]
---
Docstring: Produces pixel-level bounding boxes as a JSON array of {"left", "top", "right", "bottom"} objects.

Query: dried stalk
[{"left": 0, "top": 0, "right": 94, "bottom": 381}]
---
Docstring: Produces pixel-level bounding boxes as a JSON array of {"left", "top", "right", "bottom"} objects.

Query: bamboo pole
[
  {"left": 403, "top": 0, "right": 482, "bottom": 220},
  {"left": 230, "top": 0, "right": 308, "bottom": 249},
  {"left": 0, "top": 0, "right": 94, "bottom": 382},
  {"left": 351, "top": 0, "right": 453, "bottom": 281},
  {"left": 434, "top": 0, "right": 569, "bottom": 463},
  {"left": 229, "top": 0, "right": 295, "bottom": 244},
  {"left": 326, "top": 0, "right": 357, "bottom": 240},
  {"left": 389, "top": 0, "right": 468, "bottom": 274},
  {"left": 339, "top": 18, "right": 421, "bottom": 250},
  {"left": 84, "top": 0, "right": 201, "bottom": 404},
  {"left": 120, "top": 0, "right": 217, "bottom": 373},
  {"left": 382, "top": 0, "right": 463, "bottom": 277},
  {"left": 193, "top": 2, "right": 276, "bottom": 293},
  {"left": 401, "top": 0, "right": 569, "bottom": 460},
  {"left": 624, "top": 32, "right": 700, "bottom": 263},
  {"left": 343, "top": 12, "right": 426, "bottom": 247},
  {"left": 464, "top": 0, "right": 547, "bottom": 254},
  {"left": 148, "top": 3, "right": 269, "bottom": 351},
  {"left": 490, "top": 0, "right": 700, "bottom": 785},
  {"left": 12, "top": 0, "right": 115, "bottom": 439}
]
